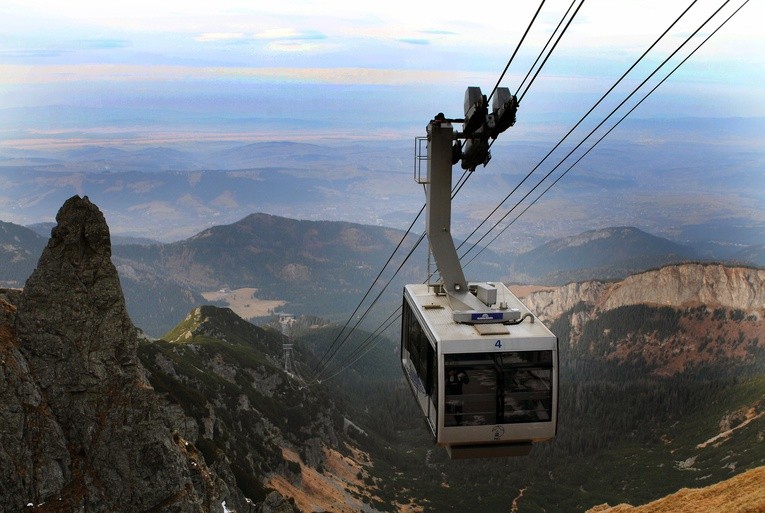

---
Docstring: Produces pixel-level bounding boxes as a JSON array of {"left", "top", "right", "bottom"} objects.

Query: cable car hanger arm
[{"left": 424, "top": 87, "right": 520, "bottom": 324}]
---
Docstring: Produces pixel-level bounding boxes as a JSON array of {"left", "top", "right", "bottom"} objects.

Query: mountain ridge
[
  {"left": 509, "top": 226, "right": 702, "bottom": 284},
  {"left": 4, "top": 210, "right": 764, "bottom": 340},
  {"left": 522, "top": 262, "right": 765, "bottom": 376},
  {"left": 524, "top": 262, "right": 765, "bottom": 321}
]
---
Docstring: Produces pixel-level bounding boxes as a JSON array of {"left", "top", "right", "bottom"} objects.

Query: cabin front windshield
[{"left": 444, "top": 351, "right": 553, "bottom": 427}]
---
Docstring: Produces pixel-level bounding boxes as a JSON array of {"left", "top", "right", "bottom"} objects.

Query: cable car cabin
[{"left": 401, "top": 281, "right": 558, "bottom": 459}]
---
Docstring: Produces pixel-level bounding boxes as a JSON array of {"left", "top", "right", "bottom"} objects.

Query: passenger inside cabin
[{"left": 445, "top": 368, "right": 469, "bottom": 425}]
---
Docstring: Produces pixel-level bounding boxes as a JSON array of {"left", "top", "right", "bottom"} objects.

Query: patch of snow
[{"left": 676, "top": 455, "right": 699, "bottom": 471}]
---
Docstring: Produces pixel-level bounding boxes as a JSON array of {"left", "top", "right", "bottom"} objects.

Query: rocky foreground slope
[
  {"left": 587, "top": 465, "right": 765, "bottom": 513},
  {"left": 0, "top": 196, "right": 264, "bottom": 512},
  {"left": 0, "top": 195, "right": 388, "bottom": 513}
]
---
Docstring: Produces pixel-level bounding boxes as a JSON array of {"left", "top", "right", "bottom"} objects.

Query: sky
[{"left": 1, "top": 0, "right": 763, "bottom": 151}]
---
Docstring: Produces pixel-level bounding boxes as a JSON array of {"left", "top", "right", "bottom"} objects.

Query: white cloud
[
  {"left": 252, "top": 28, "right": 329, "bottom": 52},
  {"left": 195, "top": 32, "right": 245, "bottom": 43},
  {"left": 3, "top": 0, "right": 761, "bottom": 67},
  {"left": 254, "top": 28, "right": 324, "bottom": 41}
]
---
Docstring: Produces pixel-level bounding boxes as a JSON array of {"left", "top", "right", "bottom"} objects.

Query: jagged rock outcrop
[
  {"left": 521, "top": 262, "right": 765, "bottom": 375},
  {"left": 524, "top": 263, "right": 765, "bottom": 322},
  {"left": 1, "top": 196, "right": 230, "bottom": 512}
]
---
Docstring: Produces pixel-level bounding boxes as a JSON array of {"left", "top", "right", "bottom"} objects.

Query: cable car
[
  {"left": 401, "top": 90, "right": 558, "bottom": 459},
  {"left": 401, "top": 281, "right": 558, "bottom": 459}
]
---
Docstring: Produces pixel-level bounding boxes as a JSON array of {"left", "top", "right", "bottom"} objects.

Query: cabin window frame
[
  {"left": 401, "top": 296, "right": 438, "bottom": 436},
  {"left": 443, "top": 350, "right": 553, "bottom": 427}
]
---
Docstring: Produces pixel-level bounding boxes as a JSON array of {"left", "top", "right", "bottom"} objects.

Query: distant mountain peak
[
  {"left": 511, "top": 225, "right": 700, "bottom": 284},
  {"left": 549, "top": 226, "right": 645, "bottom": 250}
]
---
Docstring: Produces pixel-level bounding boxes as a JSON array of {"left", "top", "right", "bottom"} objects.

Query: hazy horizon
[
  {"left": 2, "top": 0, "right": 763, "bottom": 144},
  {"left": 1, "top": 0, "right": 763, "bottom": 247}
]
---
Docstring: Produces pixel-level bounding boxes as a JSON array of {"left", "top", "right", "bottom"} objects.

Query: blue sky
[{"left": 0, "top": 0, "right": 763, "bottom": 150}]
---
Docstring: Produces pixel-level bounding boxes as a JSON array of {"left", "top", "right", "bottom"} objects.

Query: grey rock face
[
  {"left": 0, "top": 291, "right": 70, "bottom": 512},
  {"left": 259, "top": 491, "right": 298, "bottom": 513},
  {"left": 3, "top": 196, "right": 224, "bottom": 512}
]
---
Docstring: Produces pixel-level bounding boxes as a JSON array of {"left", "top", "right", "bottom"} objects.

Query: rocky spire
[
  {"left": 6, "top": 196, "right": 225, "bottom": 512},
  {"left": 17, "top": 195, "right": 138, "bottom": 396}
]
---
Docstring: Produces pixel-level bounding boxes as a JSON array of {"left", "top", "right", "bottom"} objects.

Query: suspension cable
[
  {"left": 518, "top": 0, "right": 585, "bottom": 102},
  {"left": 488, "top": 0, "right": 547, "bottom": 103},
  {"left": 310, "top": 167, "right": 479, "bottom": 383},
  {"left": 462, "top": 0, "right": 736, "bottom": 264},
  {"left": 457, "top": 0, "right": 700, "bottom": 255},
  {"left": 311, "top": 203, "right": 424, "bottom": 372},
  {"left": 515, "top": 0, "right": 577, "bottom": 98},
  {"left": 314, "top": 308, "right": 403, "bottom": 385}
]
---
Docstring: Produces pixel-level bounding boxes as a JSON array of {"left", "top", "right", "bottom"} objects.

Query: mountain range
[
  {"left": 508, "top": 226, "right": 702, "bottom": 284},
  {"left": 2, "top": 132, "right": 764, "bottom": 254},
  {"left": 2, "top": 211, "right": 764, "bottom": 337},
  {"left": 0, "top": 196, "right": 762, "bottom": 512},
  {"left": 0, "top": 141, "right": 419, "bottom": 241}
]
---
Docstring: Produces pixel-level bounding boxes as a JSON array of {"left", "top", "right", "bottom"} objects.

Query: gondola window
[
  {"left": 401, "top": 298, "right": 438, "bottom": 432},
  {"left": 444, "top": 351, "right": 553, "bottom": 426}
]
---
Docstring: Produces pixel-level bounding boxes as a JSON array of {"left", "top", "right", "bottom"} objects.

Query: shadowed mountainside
[{"left": 0, "top": 220, "right": 47, "bottom": 288}]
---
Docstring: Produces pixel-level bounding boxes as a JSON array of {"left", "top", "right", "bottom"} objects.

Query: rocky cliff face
[
  {"left": 601, "top": 264, "right": 765, "bottom": 313},
  {"left": 0, "top": 197, "right": 232, "bottom": 512},
  {"left": 522, "top": 263, "right": 765, "bottom": 375},
  {"left": 524, "top": 263, "right": 765, "bottom": 322}
]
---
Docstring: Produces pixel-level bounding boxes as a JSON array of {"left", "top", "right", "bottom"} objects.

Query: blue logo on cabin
[{"left": 471, "top": 312, "right": 503, "bottom": 321}]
